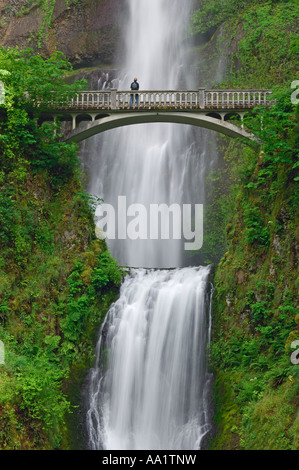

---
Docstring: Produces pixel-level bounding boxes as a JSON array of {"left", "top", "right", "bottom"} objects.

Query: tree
[{"left": 0, "top": 47, "right": 86, "bottom": 182}]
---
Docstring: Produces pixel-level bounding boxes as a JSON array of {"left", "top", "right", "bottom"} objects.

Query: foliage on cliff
[
  {"left": 0, "top": 48, "right": 123, "bottom": 449},
  {"left": 190, "top": 0, "right": 298, "bottom": 89},
  {"left": 210, "top": 95, "right": 298, "bottom": 450},
  {"left": 190, "top": 0, "right": 299, "bottom": 451}
]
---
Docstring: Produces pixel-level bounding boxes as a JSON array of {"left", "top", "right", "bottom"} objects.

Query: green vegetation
[
  {"left": 0, "top": 0, "right": 298, "bottom": 451},
  {"left": 207, "top": 96, "right": 298, "bottom": 449},
  {"left": 0, "top": 47, "right": 124, "bottom": 449},
  {"left": 190, "top": 0, "right": 299, "bottom": 450},
  {"left": 192, "top": 0, "right": 298, "bottom": 265},
  {"left": 191, "top": 0, "right": 254, "bottom": 35},
  {"left": 228, "top": 1, "right": 299, "bottom": 88}
]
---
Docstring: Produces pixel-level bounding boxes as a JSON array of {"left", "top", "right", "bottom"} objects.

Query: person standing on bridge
[{"left": 130, "top": 78, "right": 139, "bottom": 107}]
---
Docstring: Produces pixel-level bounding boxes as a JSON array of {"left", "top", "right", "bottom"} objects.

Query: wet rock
[
  {"left": 272, "top": 233, "right": 282, "bottom": 256},
  {"left": 236, "top": 269, "right": 245, "bottom": 284}
]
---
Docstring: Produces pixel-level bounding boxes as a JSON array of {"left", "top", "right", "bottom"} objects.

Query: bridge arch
[
  {"left": 206, "top": 112, "right": 222, "bottom": 120},
  {"left": 76, "top": 113, "right": 93, "bottom": 126},
  {"left": 61, "top": 111, "right": 259, "bottom": 147},
  {"left": 95, "top": 113, "right": 111, "bottom": 121},
  {"left": 224, "top": 111, "right": 241, "bottom": 121}
]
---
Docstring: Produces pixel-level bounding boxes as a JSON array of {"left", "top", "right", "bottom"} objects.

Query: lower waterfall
[{"left": 87, "top": 266, "right": 214, "bottom": 450}]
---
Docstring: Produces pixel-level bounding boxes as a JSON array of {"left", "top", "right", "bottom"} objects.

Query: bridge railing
[
  {"left": 57, "top": 88, "right": 273, "bottom": 111},
  {"left": 115, "top": 90, "right": 201, "bottom": 109},
  {"left": 205, "top": 90, "right": 271, "bottom": 108},
  {"left": 68, "top": 91, "right": 112, "bottom": 109}
]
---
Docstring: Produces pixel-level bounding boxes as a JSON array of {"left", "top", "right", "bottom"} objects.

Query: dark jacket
[{"left": 131, "top": 81, "right": 139, "bottom": 91}]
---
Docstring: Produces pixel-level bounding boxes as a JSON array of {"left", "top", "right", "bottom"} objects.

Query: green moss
[
  {"left": 210, "top": 370, "right": 242, "bottom": 449},
  {"left": 240, "top": 380, "right": 299, "bottom": 450}
]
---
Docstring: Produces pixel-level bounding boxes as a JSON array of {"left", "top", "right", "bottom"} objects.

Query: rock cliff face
[
  {"left": 0, "top": 0, "right": 229, "bottom": 86},
  {"left": 0, "top": 0, "right": 123, "bottom": 67}
]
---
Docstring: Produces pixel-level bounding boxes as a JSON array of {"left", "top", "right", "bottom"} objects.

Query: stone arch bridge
[{"left": 40, "top": 88, "right": 273, "bottom": 145}]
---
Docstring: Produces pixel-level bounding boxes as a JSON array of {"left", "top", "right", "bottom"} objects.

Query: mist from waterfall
[{"left": 82, "top": 0, "right": 218, "bottom": 269}]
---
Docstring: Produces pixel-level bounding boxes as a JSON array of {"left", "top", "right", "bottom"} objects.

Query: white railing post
[
  {"left": 111, "top": 89, "right": 117, "bottom": 109},
  {"left": 198, "top": 88, "right": 205, "bottom": 109},
  {"left": 240, "top": 112, "right": 245, "bottom": 129}
]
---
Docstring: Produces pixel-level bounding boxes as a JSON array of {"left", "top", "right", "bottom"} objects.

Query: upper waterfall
[{"left": 81, "top": 0, "right": 218, "bottom": 268}]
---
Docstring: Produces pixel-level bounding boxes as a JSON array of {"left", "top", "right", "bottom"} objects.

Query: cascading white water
[
  {"left": 85, "top": 0, "right": 216, "bottom": 450},
  {"left": 87, "top": 267, "right": 214, "bottom": 450}
]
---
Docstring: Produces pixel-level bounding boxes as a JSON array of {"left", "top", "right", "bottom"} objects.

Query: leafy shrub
[
  {"left": 92, "top": 251, "right": 123, "bottom": 292},
  {"left": 243, "top": 205, "right": 270, "bottom": 246},
  {"left": 191, "top": 0, "right": 250, "bottom": 34},
  {"left": 0, "top": 47, "right": 85, "bottom": 183}
]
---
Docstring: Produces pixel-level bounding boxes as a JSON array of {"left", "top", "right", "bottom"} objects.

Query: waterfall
[
  {"left": 82, "top": 0, "right": 218, "bottom": 269},
  {"left": 85, "top": 0, "right": 216, "bottom": 450},
  {"left": 87, "top": 267, "right": 214, "bottom": 450}
]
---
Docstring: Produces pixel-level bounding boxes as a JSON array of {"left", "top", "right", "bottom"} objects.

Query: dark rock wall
[{"left": 0, "top": 0, "right": 123, "bottom": 67}]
